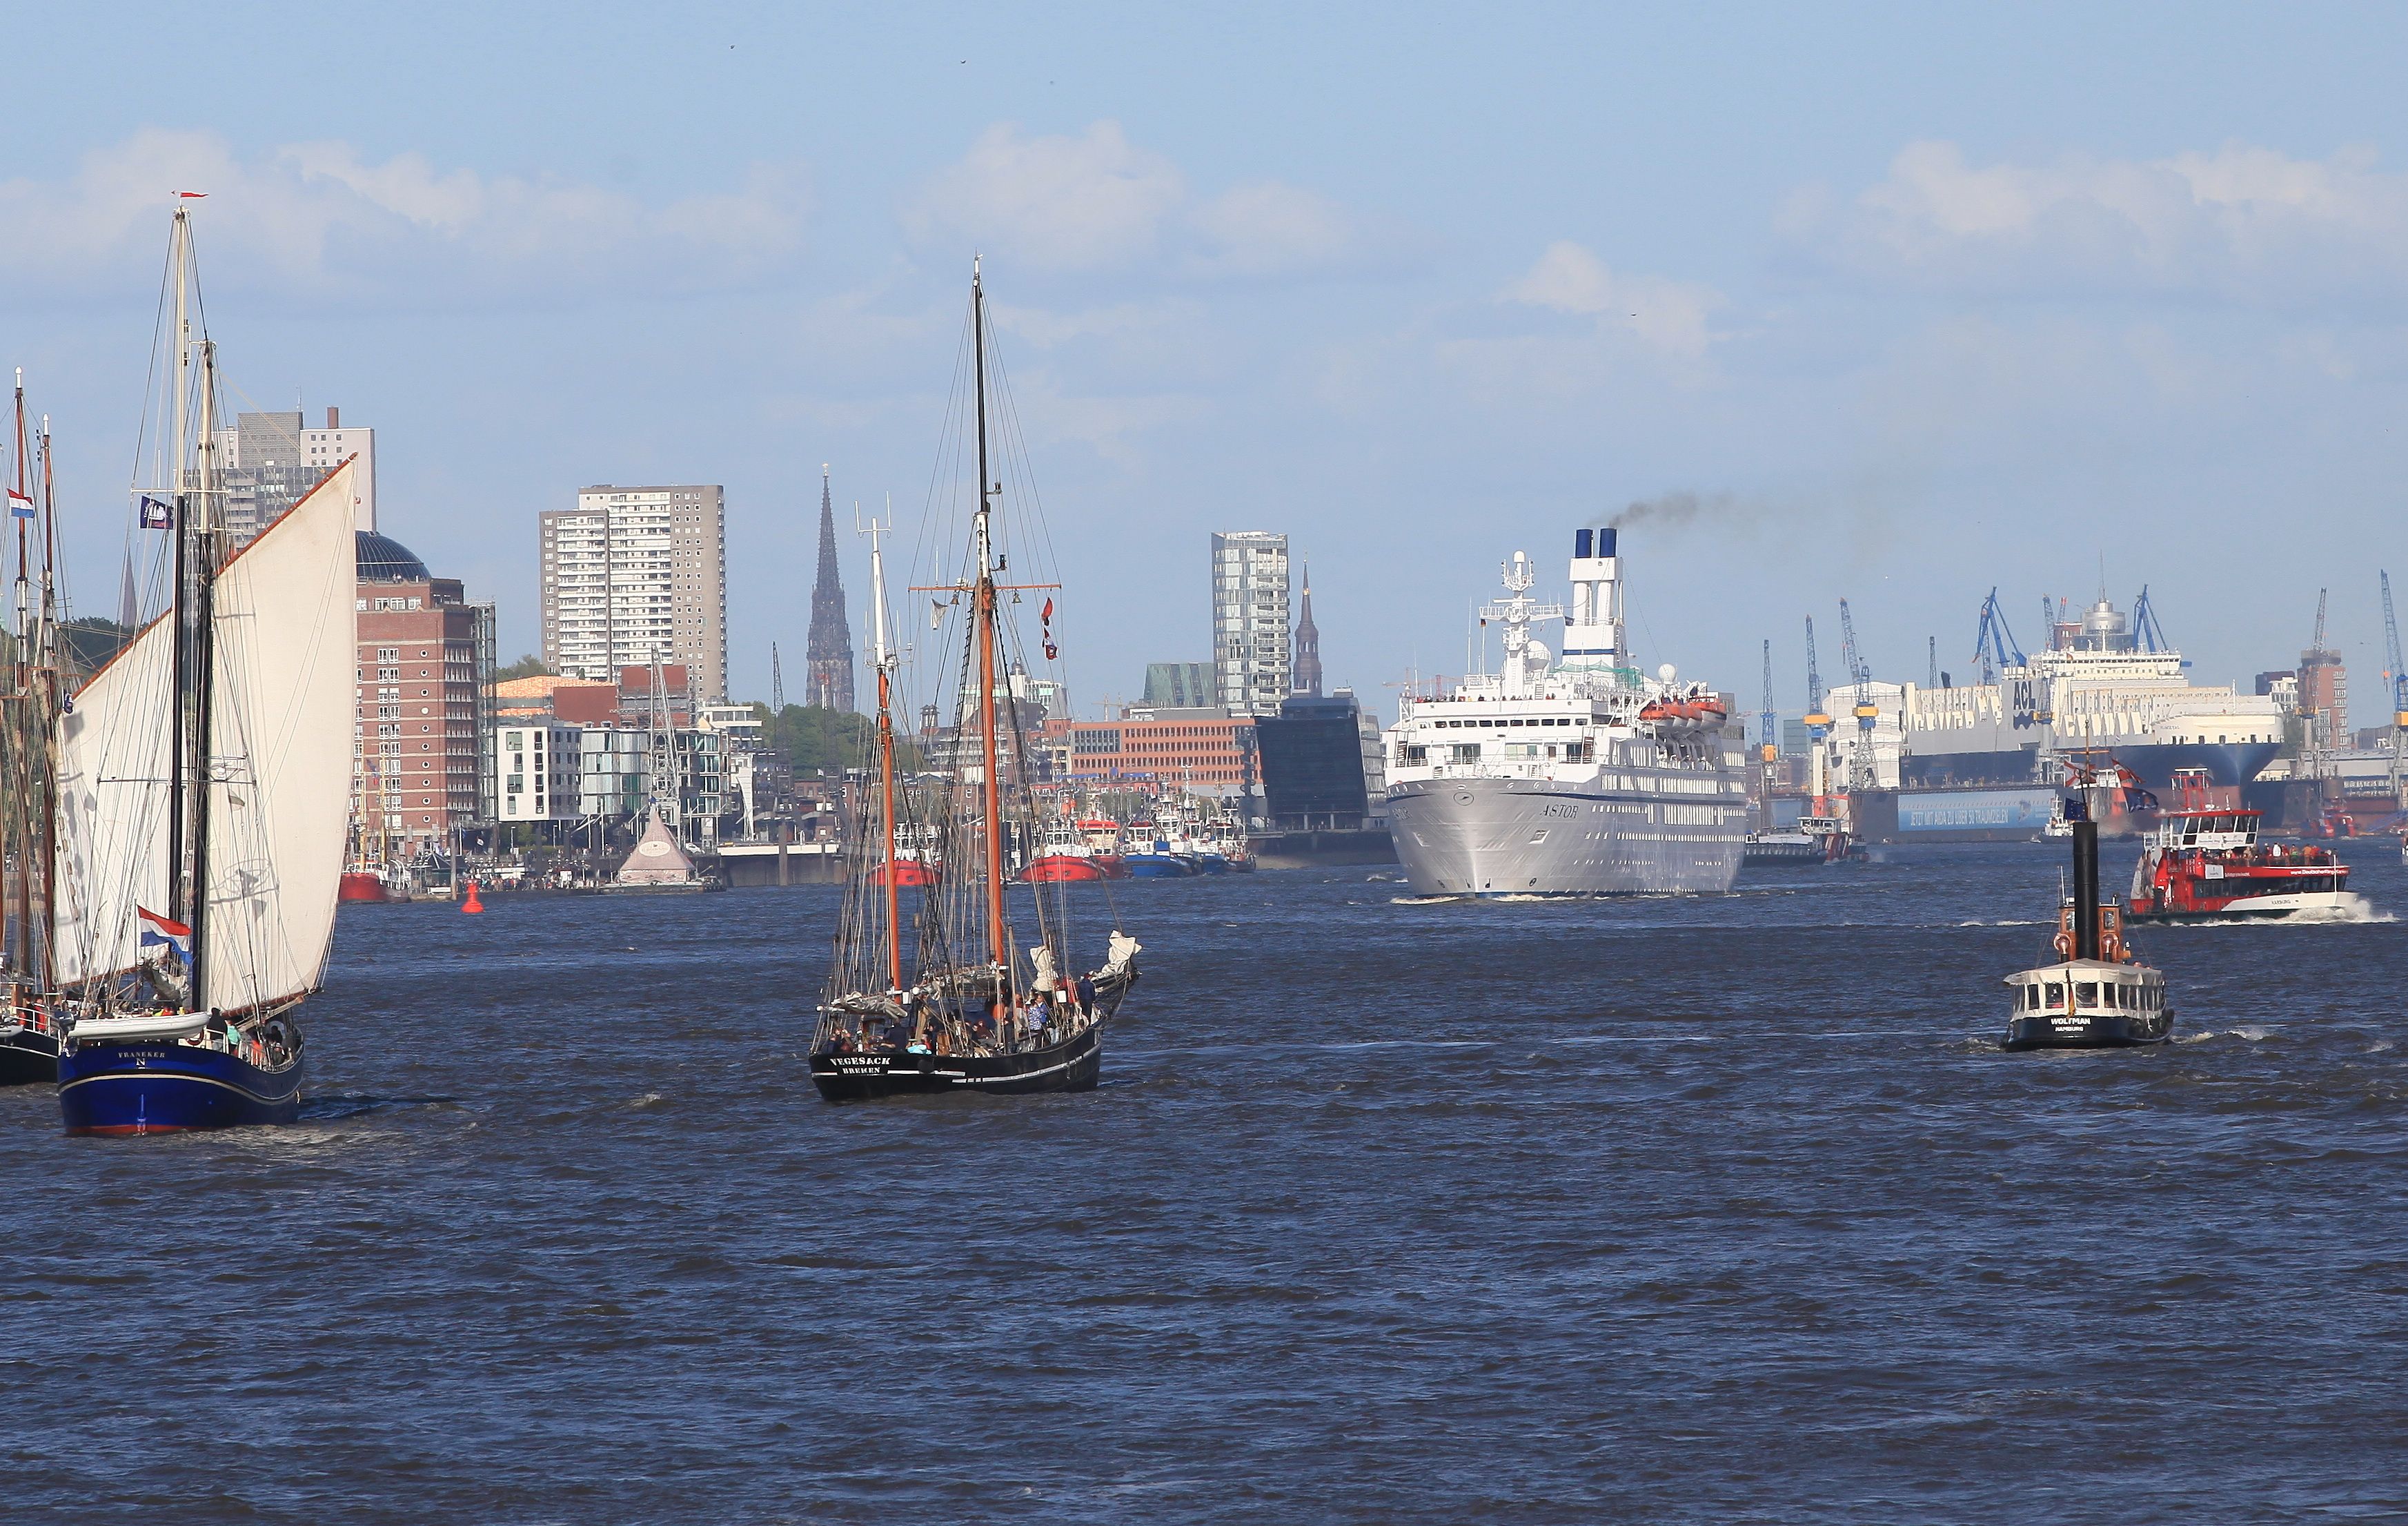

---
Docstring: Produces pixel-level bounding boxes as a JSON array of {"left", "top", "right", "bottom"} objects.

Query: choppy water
[{"left": 5, "top": 841, "right": 2406, "bottom": 1523}]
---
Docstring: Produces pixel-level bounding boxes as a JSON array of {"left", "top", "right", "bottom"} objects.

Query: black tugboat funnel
[{"left": 2067, "top": 796, "right": 2101, "bottom": 963}]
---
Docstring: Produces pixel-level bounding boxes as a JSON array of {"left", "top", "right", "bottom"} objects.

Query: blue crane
[
  {"left": 1802, "top": 617, "right": 1829, "bottom": 739},
  {"left": 1837, "top": 598, "right": 1877, "bottom": 790},
  {"left": 1971, "top": 587, "right": 2025, "bottom": 685}
]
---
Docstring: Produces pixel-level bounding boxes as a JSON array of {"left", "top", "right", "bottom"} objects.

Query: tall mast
[
  {"left": 166, "top": 207, "right": 190, "bottom": 930},
  {"left": 8, "top": 373, "right": 26, "bottom": 975},
  {"left": 971, "top": 257, "right": 1008, "bottom": 988},
  {"left": 37, "top": 415, "right": 57, "bottom": 986},
  {"left": 865, "top": 505, "right": 902, "bottom": 993},
  {"left": 189, "top": 335, "right": 221, "bottom": 1005}
]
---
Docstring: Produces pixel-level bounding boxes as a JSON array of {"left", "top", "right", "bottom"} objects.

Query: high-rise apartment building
[
  {"left": 1211, "top": 531, "right": 1292, "bottom": 715},
  {"left": 215, "top": 406, "right": 376, "bottom": 545},
  {"left": 539, "top": 485, "right": 727, "bottom": 702}
]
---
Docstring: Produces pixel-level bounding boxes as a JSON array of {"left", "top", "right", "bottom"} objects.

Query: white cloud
[
  {"left": 1501, "top": 240, "right": 1724, "bottom": 357},
  {"left": 905, "top": 121, "right": 1363, "bottom": 280},
  {"left": 1794, "top": 139, "right": 2408, "bottom": 302},
  {"left": 0, "top": 129, "right": 809, "bottom": 307}
]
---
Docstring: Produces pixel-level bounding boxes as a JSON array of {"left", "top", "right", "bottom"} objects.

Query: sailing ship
[
  {"left": 51, "top": 207, "right": 358, "bottom": 1133},
  {"left": 2, "top": 375, "right": 66, "bottom": 1084},
  {"left": 808, "top": 260, "right": 1140, "bottom": 1102}
]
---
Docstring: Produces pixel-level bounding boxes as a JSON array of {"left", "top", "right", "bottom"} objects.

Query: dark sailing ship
[
  {"left": 50, "top": 206, "right": 357, "bottom": 1133},
  {"left": 809, "top": 260, "right": 1139, "bottom": 1102},
  {"left": 2, "top": 374, "right": 66, "bottom": 1084}
]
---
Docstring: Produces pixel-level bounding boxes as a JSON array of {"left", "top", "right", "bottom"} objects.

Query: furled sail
[
  {"left": 201, "top": 459, "right": 359, "bottom": 1011},
  {"left": 52, "top": 611, "right": 177, "bottom": 987}
]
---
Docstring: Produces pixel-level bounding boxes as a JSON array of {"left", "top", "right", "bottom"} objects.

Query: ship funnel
[
  {"left": 1563, "top": 525, "right": 1624, "bottom": 674},
  {"left": 2068, "top": 796, "right": 2101, "bottom": 962}
]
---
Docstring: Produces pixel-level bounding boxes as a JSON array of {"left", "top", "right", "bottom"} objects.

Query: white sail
[
  {"left": 201, "top": 459, "right": 359, "bottom": 1011},
  {"left": 52, "top": 611, "right": 177, "bottom": 986}
]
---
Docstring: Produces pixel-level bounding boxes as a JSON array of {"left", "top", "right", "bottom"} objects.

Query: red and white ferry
[{"left": 2126, "top": 769, "right": 2362, "bottom": 922}]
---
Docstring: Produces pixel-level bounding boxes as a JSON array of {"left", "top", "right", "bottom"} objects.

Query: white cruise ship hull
[{"left": 1388, "top": 776, "right": 1746, "bottom": 897}]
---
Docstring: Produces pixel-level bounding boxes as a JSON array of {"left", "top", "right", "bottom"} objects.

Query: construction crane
[
  {"left": 1972, "top": 587, "right": 2025, "bottom": 685},
  {"left": 1803, "top": 617, "right": 1832, "bottom": 810},
  {"left": 1927, "top": 635, "right": 1938, "bottom": 690},
  {"left": 769, "top": 640, "right": 786, "bottom": 759},
  {"left": 2385, "top": 571, "right": 2407, "bottom": 805},
  {"left": 2300, "top": 589, "right": 2331, "bottom": 783},
  {"left": 1759, "top": 638, "right": 1777, "bottom": 765},
  {"left": 2130, "top": 585, "right": 2174, "bottom": 655},
  {"left": 1837, "top": 598, "right": 1878, "bottom": 791}
]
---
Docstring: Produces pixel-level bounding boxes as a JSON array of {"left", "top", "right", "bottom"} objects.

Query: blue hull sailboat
[{"left": 50, "top": 206, "right": 356, "bottom": 1135}]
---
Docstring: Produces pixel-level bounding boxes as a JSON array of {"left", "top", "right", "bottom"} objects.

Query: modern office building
[
  {"left": 216, "top": 406, "right": 377, "bottom": 545},
  {"left": 1143, "top": 661, "right": 1214, "bottom": 710},
  {"left": 539, "top": 484, "right": 727, "bottom": 701},
  {"left": 1211, "top": 530, "right": 1292, "bottom": 714},
  {"left": 355, "top": 529, "right": 497, "bottom": 863}
]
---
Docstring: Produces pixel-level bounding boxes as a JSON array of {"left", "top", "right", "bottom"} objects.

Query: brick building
[
  {"left": 355, "top": 530, "right": 496, "bottom": 862},
  {"left": 1046, "top": 710, "right": 1260, "bottom": 796}
]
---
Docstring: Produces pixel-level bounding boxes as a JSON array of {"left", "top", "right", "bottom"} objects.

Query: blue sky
[{"left": 8, "top": 2, "right": 2408, "bottom": 718}]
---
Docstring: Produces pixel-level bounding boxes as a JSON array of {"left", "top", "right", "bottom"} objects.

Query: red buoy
[{"left": 461, "top": 879, "right": 485, "bottom": 914}]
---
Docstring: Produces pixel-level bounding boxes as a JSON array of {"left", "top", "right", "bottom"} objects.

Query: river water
[{"left": 4, "top": 841, "right": 2405, "bottom": 1523}]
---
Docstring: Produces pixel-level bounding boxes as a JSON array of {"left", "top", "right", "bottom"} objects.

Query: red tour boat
[{"left": 2127, "top": 769, "right": 2361, "bottom": 922}]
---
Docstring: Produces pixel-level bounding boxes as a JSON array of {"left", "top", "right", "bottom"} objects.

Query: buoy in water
[{"left": 461, "top": 879, "right": 485, "bottom": 914}]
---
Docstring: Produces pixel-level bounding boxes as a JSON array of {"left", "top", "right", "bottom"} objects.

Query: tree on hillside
[{"left": 493, "top": 653, "right": 554, "bottom": 681}]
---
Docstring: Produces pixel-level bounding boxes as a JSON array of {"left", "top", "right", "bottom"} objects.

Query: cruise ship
[{"left": 1383, "top": 529, "right": 1748, "bottom": 896}]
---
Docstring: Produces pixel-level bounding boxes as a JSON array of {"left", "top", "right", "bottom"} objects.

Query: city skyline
[{"left": 8, "top": 6, "right": 2408, "bottom": 715}]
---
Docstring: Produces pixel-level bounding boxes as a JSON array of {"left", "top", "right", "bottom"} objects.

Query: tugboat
[
  {"left": 2126, "top": 767, "right": 2362, "bottom": 922},
  {"left": 53, "top": 206, "right": 355, "bottom": 1132},
  {"left": 2004, "top": 796, "right": 2173, "bottom": 1051},
  {"left": 808, "top": 260, "right": 1141, "bottom": 1102}
]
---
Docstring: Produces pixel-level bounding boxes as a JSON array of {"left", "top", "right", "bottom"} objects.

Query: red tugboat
[{"left": 2126, "top": 769, "right": 2362, "bottom": 923}]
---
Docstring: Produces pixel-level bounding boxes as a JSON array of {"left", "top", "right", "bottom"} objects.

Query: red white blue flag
[
  {"left": 139, "top": 495, "right": 173, "bottom": 529},
  {"left": 6, "top": 489, "right": 30, "bottom": 519},
  {"left": 137, "top": 906, "right": 193, "bottom": 966}
]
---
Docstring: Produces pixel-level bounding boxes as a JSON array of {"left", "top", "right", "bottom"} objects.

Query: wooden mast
[
  {"left": 865, "top": 511, "right": 902, "bottom": 994},
  {"left": 189, "top": 335, "right": 220, "bottom": 1006},
  {"left": 166, "top": 207, "right": 190, "bottom": 935},
  {"left": 971, "top": 259, "right": 1008, "bottom": 1010},
  {"left": 8, "top": 373, "right": 27, "bottom": 977},
  {"left": 37, "top": 413, "right": 57, "bottom": 987}
]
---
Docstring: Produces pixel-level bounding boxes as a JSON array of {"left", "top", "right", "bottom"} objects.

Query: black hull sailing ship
[
  {"left": 809, "top": 259, "right": 1139, "bottom": 1104},
  {"left": 3, "top": 373, "right": 66, "bottom": 1086}
]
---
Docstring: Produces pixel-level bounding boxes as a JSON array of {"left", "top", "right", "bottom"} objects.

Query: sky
[{"left": 7, "top": 1, "right": 2408, "bottom": 722}]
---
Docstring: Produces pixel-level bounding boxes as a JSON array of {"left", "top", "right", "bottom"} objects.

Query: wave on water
[
  {"left": 1956, "top": 919, "right": 2044, "bottom": 927},
  {"left": 1391, "top": 894, "right": 1466, "bottom": 906}
]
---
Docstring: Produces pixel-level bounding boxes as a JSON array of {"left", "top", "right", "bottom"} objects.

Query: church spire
[
  {"left": 1292, "top": 560, "right": 1322, "bottom": 697},
  {"left": 805, "top": 463, "right": 856, "bottom": 712}
]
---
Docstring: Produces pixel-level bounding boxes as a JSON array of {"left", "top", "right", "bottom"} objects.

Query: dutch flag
[
  {"left": 137, "top": 906, "right": 193, "bottom": 967},
  {"left": 7, "top": 489, "right": 30, "bottom": 519}
]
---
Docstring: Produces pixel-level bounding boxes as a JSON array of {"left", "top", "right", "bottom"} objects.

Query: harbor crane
[
  {"left": 1759, "top": 638, "right": 1777, "bottom": 765},
  {"left": 2384, "top": 571, "right": 2407, "bottom": 805},
  {"left": 1838, "top": 598, "right": 1878, "bottom": 791},
  {"left": 1972, "top": 587, "right": 2025, "bottom": 686},
  {"left": 2131, "top": 586, "right": 2175, "bottom": 656},
  {"left": 1803, "top": 617, "right": 1832, "bottom": 810}
]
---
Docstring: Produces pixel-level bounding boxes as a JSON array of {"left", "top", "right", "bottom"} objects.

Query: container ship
[
  {"left": 1383, "top": 529, "right": 1748, "bottom": 896},
  {"left": 1808, "top": 591, "right": 2286, "bottom": 841}
]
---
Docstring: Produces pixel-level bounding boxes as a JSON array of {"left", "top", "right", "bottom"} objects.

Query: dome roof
[{"left": 355, "top": 529, "right": 429, "bottom": 583}]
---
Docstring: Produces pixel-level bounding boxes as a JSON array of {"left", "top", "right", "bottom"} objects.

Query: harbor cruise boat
[
  {"left": 2126, "top": 769, "right": 2362, "bottom": 923},
  {"left": 1383, "top": 528, "right": 1748, "bottom": 897}
]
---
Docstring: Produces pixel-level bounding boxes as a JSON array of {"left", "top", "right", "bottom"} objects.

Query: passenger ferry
[
  {"left": 2126, "top": 769, "right": 2362, "bottom": 922},
  {"left": 1383, "top": 529, "right": 1748, "bottom": 897}
]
